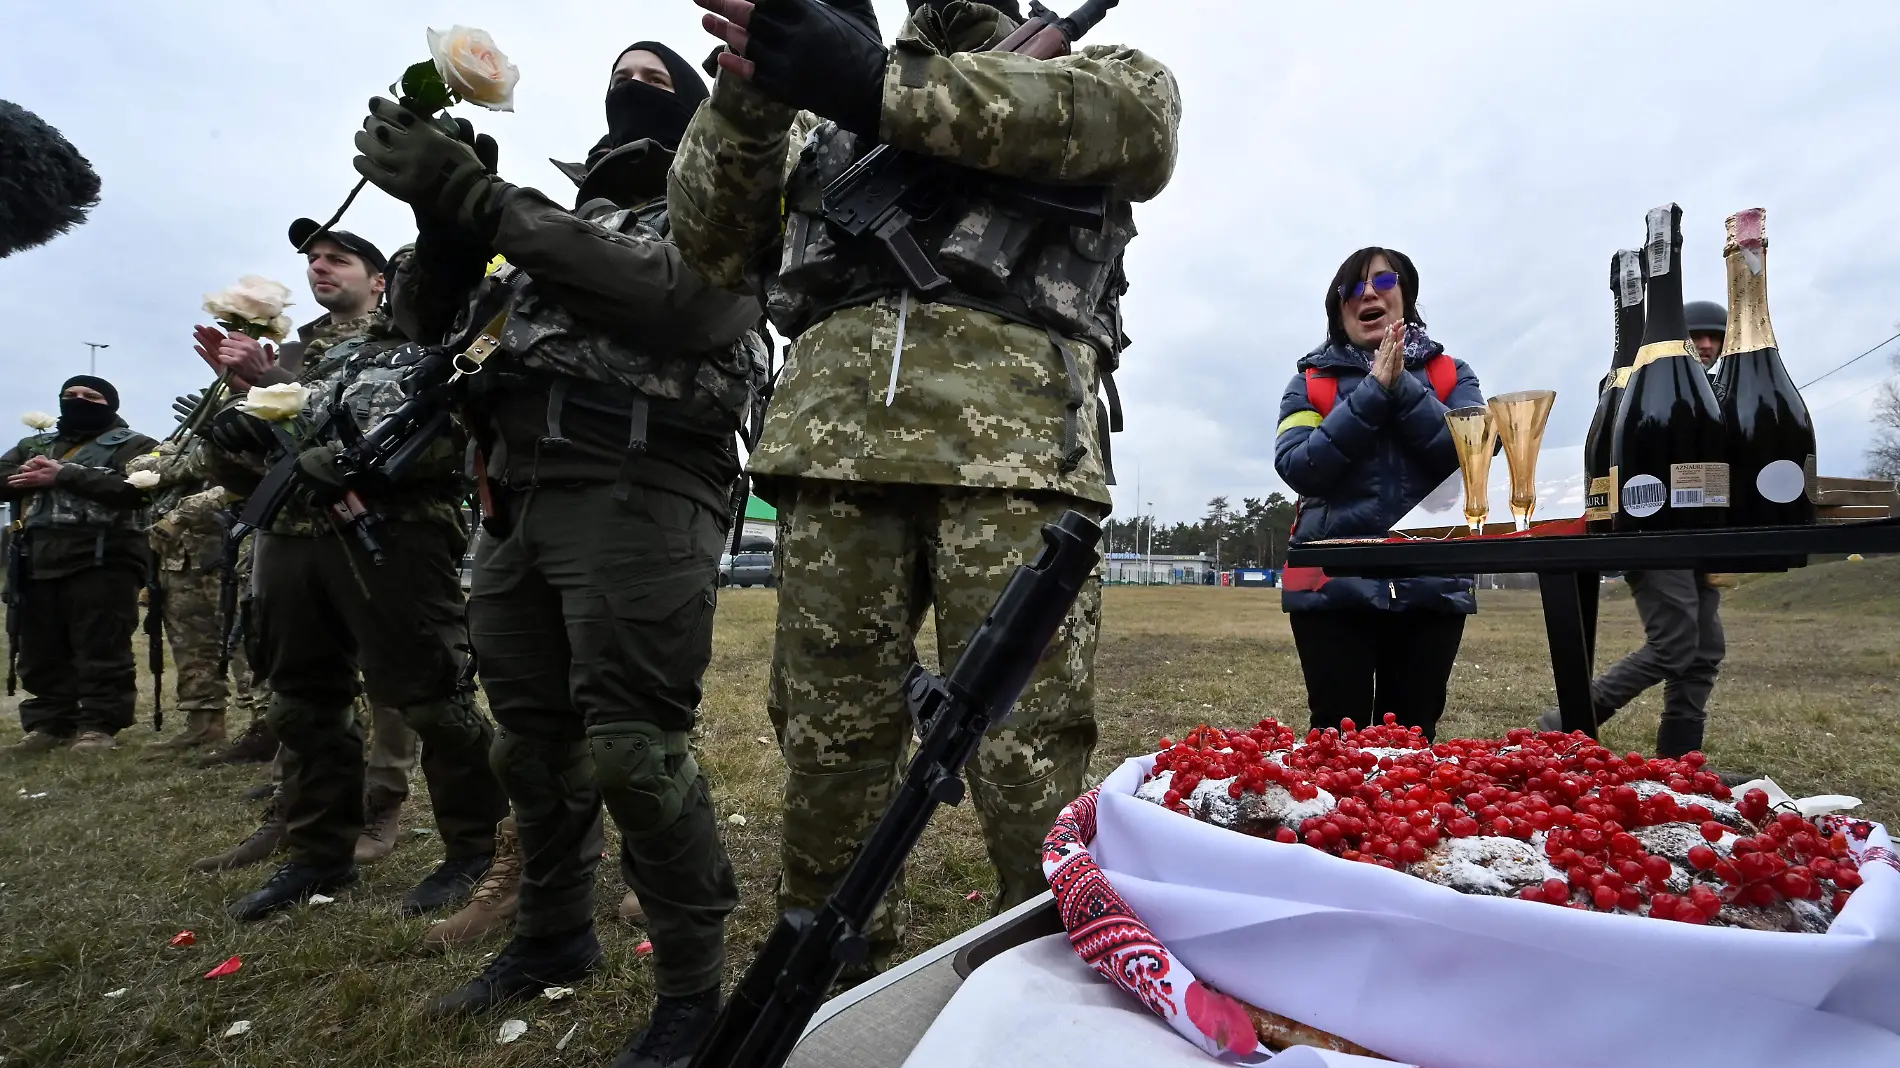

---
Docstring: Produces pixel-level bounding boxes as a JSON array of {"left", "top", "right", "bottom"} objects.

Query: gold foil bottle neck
[
  {"left": 1722, "top": 207, "right": 1777, "bottom": 356},
  {"left": 1634, "top": 341, "right": 1696, "bottom": 371}
]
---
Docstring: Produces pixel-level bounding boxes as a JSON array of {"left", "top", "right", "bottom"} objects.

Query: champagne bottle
[
  {"left": 1718, "top": 208, "right": 1816, "bottom": 525},
  {"left": 1584, "top": 249, "right": 1646, "bottom": 532},
  {"left": 1611, "top": 203, "right": 1729, "bottom": 531}
]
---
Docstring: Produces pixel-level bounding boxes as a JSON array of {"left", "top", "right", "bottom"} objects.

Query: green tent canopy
[{"left": 744, "top": 497, "right": 777, "bottom": 522}]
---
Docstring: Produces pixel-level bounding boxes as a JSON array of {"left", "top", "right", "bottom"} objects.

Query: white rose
[
  {"left": 240, "top": 383, "right": 311, "bottom": 423},
  {"left": 204, "top": 275, "right": 293, "bottom": 328},
  {"left": 262, "top": 313, "right": 293, "bottom": 342},
  {"left": 428, "top": 26, "right": 519, "bottom": 112},
  {"left": 126, "top": 470, "right": 162, "bottom": 490},
  {"left": 21, "top": 411, "right": 54, "bottom": 431}
]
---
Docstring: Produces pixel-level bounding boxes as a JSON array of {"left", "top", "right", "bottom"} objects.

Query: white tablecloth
[{"left": 902, "top": 933, "right": 1400, "bottom": 1068}]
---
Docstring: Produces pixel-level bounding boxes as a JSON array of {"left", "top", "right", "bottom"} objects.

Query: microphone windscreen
[{"left": 0, "top": 100, "right": 102, "bottom": 259}]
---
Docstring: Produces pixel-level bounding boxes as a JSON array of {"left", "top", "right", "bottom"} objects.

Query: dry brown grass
[{"left": 2, "top": 574, "right": 1895, "bottom": 1065}]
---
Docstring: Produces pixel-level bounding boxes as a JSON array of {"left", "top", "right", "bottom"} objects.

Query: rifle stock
[{"left": 688, "top": 511, "right": 1102, "bottom": 1068}]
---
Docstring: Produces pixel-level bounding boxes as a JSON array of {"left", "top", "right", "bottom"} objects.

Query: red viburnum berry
[
  {"left": 1274, "top": 827, "right": 1299, "bottom": 845},
  {"left": 1700, "top": 821, "right": 1727, "bottom": 843},
  {"left": 1687, "top": 845, "right": 1718, "bottom": 872},
  {"left": 1593, "top": 885, "right": 1618, "bottom": 910},
  {"left": 1834, "top": 868, "right": 1864, "bottom": 891}
]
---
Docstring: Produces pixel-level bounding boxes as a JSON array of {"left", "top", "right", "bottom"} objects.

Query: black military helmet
[{"left": 1685, "top": 300, "right": 1728, "bottom": 336}]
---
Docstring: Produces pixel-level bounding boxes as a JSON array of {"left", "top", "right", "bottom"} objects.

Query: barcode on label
[
  {"left": 1625, "top": 481, "right": 1666, "bottom": 509},
  {"left": 1617, "top": 250, "right": 1644, "bottom": 307},
  {"left": 1646, "top": 206, "right": 1672, "bottom": 276},
  {"left": 1672, "top": 488, "right": 1703, "bottom": 507}
]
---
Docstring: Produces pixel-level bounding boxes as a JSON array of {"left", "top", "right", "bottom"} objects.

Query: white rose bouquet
[
  {"left": 173, "top": 273, "right": 295, "bottom": 447},
  {"left": 201, "top": 275, "right": 293, "bottom": 342},
  {"left": 303, "top": 26, "right": 518, "bottom": 250}
]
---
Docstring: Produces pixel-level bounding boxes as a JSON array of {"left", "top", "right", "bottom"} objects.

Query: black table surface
[{"left": 1283, "top": 519, "right": 1900, "bottom": 576}]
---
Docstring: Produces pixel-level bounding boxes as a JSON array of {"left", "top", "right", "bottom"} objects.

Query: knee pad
[
  {"left": 490, "top": 727, "right": 591, "bottom": 798},
  {"left": 264, "top": 697, "right": 356, "bottom": 755},
  {"left": 399, "top": 695, "right": 490, "bottom": 749},
  {"left": 588, "top": 721, "right": 699, "bottom": 837}
]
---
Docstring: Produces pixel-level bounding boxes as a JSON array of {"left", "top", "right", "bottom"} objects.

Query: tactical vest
[
  {"left": 496, "top": 198, "right": 766, "bottom": 443},
  {"left": 768, "top": 123, "right": 1132, "bottom": 473},
  {"left": 20, "top": 428, "right": 147, "bottom": 534}
]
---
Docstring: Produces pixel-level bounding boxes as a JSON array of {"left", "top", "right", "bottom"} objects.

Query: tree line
[{"left": 1103, "top": 493, "right": 1298, "bottom": 569}]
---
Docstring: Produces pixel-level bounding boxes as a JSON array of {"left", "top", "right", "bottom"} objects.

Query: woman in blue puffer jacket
[{"left": 1275, "top": 247, "right": 1485, "bottom": 741}]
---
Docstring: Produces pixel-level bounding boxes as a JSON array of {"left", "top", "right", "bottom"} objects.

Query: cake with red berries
[{"left": 1134, "top": 716, "right": 1867, "bottom": 927}]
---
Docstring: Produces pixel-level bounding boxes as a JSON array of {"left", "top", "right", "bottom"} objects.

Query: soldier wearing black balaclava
[
  {"left": 1, "top": 376, "right": 156, "bottom": 754},
  {"left": 359, "top": 37, "right": 765, "bottom": 1068}
]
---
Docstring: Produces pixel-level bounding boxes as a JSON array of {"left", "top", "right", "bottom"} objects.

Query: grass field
[{"left": 3, "top": 567, "right": 1897, "bottom": 1066}]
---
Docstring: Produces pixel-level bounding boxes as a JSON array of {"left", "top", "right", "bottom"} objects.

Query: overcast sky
[{"left": 5, "top": 1, "right": 1897, "bottom": 523}]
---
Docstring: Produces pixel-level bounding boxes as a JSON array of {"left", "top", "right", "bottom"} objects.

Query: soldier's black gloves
[
  {"left": 294, "top": 446, "right": 347, "bottom": 504},
  {"left": 173, "top": 391, "right": 205, "bottom": 424},
  {"left": 748, "top": 0, "right": 889, "bottom": 140},
  {"left": 205, "top": 407, "right": 277, "bottom": 456},
  {"left": 353, "top": 98, "right": 505, "bottom": 239}
]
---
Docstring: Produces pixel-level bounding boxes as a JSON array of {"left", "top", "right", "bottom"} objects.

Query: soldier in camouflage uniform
[
  {"left": 365, "top": 40, "right": 759, "bottom": 1065},
  {"left": 675, "top": 0, "right": 1179, "bottom": 975},
  {"left": 126, "top": 446, "right": 239, "bottom": 752},
  {"left": 196, "top": 224, "right": 508, "bottom": 920},
  {"left": 2, "top": 377, "right": 157, "bottom": 754}
]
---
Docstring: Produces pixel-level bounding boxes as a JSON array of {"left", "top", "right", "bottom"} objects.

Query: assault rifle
[
  {"left": 688, "top": 510, "right": 1103, "bottom": 1068},
  {"left": 820, "top": 0, "right": 1121, "bottom": 293},
  {"left": 3, "top": 522, "right": 24, "bottom": 696}
]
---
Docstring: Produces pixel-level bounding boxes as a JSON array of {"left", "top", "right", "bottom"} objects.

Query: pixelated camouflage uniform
[
  {"left": 129, "top": 441, "right": 245, "bottom": 746},
  {"left": 199, "top": 310, "right": 505, "bottom": 869},
  {"left": 669, "top": 1, "right": 1178, "bottom": 965}
]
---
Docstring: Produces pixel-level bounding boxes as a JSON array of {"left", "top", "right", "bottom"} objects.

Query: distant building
[
  {"left": 1105, "top": 552, "right": 1214, "bottom": 585},
  {"left": 741, "top": 496, "right": 777, "bottom": 548}
]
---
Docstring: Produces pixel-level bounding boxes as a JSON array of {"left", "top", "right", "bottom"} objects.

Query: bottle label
[
  {"left": 1755, "top": 459, "right": 1807, "bottom": 504},
  {"left": 1617, "top": 250, "right": 1645, "bottom": 307},
  {"left": 1645, "top": 207, "right": 1673, "bottom": 276},
  {"left": 1670, "top": 462, "right": 1730, "bottom": 508},
  {"left": 1623, "top": 473, "right": 1666, "bottom": 518},
  {"left": 1633, "top": 341, "right": 1695, "bottom": 372},
  {"left": 1584, "top": 476, "right": 1616, "bottom": 522}
]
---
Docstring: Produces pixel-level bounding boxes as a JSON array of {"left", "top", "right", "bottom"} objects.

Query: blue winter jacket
[{"left": 1275, "top": 330, "right": 1484, "bottom": 614}]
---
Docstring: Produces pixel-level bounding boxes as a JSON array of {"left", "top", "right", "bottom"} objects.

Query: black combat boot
[
  {"left": 426, "top": 925, "right": 604, "bottom": 1017},
  {"left": 227, "top": 860, "right": 357, "bottom": 921},
  {"left": 612, "top": 988, "right": 723, "bottom": 1068},
  {"left": 402, "top": 852, "right": 493, "bottom": 916}
]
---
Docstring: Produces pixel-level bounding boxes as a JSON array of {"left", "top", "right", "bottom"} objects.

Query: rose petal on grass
[
  {"left": 635, "top": 940, "right": 653, "bottom": 956},
  {"left": 542, "top": 986, "right": 574, "bottom": 1001},
  {"left": 755, "top": 736, "right": 771, "bottom": 745},
  {"left": 223, "top": 1020, "right": 252, "bottom": 1038},
  {"left": 498, "top": 1019, "right": 528, "bottom": 1044},
  {"left": 965, "top": 890, "right": 983, "bottom": 902},
  {"left": 308, "top": 894, "right": 335, "bottom": 906},
  {"left": 557, "top": 1023, "right": 580, "bottom": 1051},
  {"left": 168, "top": 931, "right": 196, "bottom": 947},
  {"left": 727, "top": 814, "right": 747, "bottom": 827},
  {"left": 103, "top": 988, "right": 128, "bottom": 999},
  {"left": 203, "top": 955, "right": 242, "bottom": 980}
]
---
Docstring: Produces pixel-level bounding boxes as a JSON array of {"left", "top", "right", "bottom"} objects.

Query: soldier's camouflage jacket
[{"left": 668, "top": 1, "right": 1181, "bottom": 508}]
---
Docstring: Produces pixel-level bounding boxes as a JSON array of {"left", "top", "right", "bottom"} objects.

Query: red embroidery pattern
[{"left": 1044, "top": 787, "right": 1241, "bottom": 1058}]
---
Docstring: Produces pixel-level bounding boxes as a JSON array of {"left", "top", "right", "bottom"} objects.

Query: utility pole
[
  {"left": 83, "top": 341, "right": 109, "bottom": 374},
  {"left": 1145, "top": 501, "right": 1154, "bottom": 587}
]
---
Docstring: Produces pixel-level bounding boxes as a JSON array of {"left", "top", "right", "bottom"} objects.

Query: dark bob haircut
[{"left": 1325, "top": 246, "right": 1426, "bottom": 349}]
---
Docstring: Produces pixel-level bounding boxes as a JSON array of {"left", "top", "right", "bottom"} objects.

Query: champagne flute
[
  {"left": 1489, "top": 390, "right": 1557, "bottom": 531},
  {"left": 1445, "top": 406, "right": 1497, "bottom": 535}
]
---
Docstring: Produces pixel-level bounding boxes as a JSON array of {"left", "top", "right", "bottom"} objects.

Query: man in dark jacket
[
  {"left": 363, "top": 40, "right": 759, "bottom": 1066},
  {"left": 1275, "top": 248, "right": 1484, "bottom": 740},
  {"left": 2, "top": 377, "right": 156, "bottom": 755},
  {"left": 193, "top": 226, "right": 509, "bottom": 922}
]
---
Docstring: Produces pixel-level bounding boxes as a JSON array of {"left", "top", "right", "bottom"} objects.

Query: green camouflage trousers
[
  {"left": 158, "top": 564, "right": 230, "bottom": 715},
  {"left": 768, "top": 480, "right": 1103, "bottom": 964}
]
